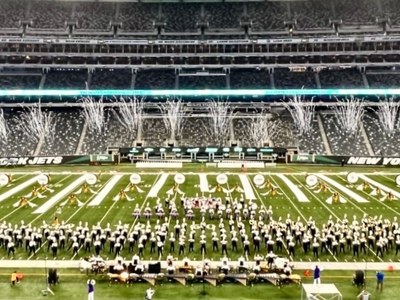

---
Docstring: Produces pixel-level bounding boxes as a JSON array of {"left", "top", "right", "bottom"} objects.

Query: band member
[
  {"left": 145, "top": 287, "right": 155, "bottom": 300},
  {"left": 87, "top": 279, "right": 95, "bottom": 300}
]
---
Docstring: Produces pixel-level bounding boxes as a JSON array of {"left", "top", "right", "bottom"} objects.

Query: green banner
[
  {"left": 291, "top": 154, "right": 315, "bottom": 163},
  {"left": 90, "top": 155, "right": 115, "bottom": 163}
]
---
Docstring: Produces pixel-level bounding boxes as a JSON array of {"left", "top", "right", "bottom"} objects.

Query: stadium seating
[
  {"left": 0, "top": 109, "right": 38, "bottom": 156},
  {"left": 0, "top": 0, "right": 395, "bottom": 33},
  {"left": 180, "top": 117, "right": 213, "bottom": 147},
  {"left": 29, "top": 1, "right": 72, "bottom": 29},
  {"left": 0, "top": 75, "right": 41, "bottom": 89},
  {"left": 320, "top": 114, "right": 369, "bottom": 156},
  {"left": 44, "top": 71, "right": 88, "bottom": 89},
  {"left": 162, "top": 3, "right": 200, "bottom": 33},
  {"left": 0, "top": 107, "right": 386, "bottom": 156},
  {"left": 135, "top": 70, "right": 176, "bottom": 90},
  {"left": 318, "top": 69, "right": 366, "bottom": 89},
  {"left": 40, "top": 110, "right": 85, "bottom": 156},
  {"left": 81, "top": 109, "right": 136, "bottom": 154},
  {"left": 90, "top": 70, "right": 132, "bottom": 89},
  {"left": 363, "top": 113, "right": 400, "bottom": 156},
  {"left": 273, "top": 69, "right": 317, "bottom": 89}
]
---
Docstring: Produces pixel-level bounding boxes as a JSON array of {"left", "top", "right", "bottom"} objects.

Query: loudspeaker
[{"left": 148, "top": 262, "right": 161, "bottom": 274}]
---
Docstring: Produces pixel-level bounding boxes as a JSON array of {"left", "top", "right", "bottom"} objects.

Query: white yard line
[
  {"left": 0, "top": 175, "right": 72, "bottom": 222},
  {"left": 359, "top": 174, "right": 400, "bottom": 199},
  {"left": 247, "top": 175, "right": 291, "bottom": 258},
  {"left": 276, "top": 174, "right": 309, "bottom": 202},
  {"left": 268, "top": 175, "right": 309, "bottom": 222},
  {"left": 128, "top": 174, "right": 162, "bottom": 234},
  {"left": 0, "top": 175, "right": 40, "bottom": 203},
  {"left": 316, "top": 174, "right": 369, "bottom": 203},
  {"left": 271, "top": 175, "right": 340, "bottom": 262},
  {"left": 98, "top": 181, "right": 132, "bottom": 225},
  {"left": 298, "top": 175, "right": 382, "bottom": 262},
  {"left": 88, "top": 175, "right": 123, "bottom": 206},
  {"left": 28, "top": 177, "right": 114, "bottom": 260},
  {"left": 238, "top": 174, "right": 256, "bottom": 200},
  {"left": 32, "top": 175, "right": 86, "bottom": 214},
  {"left": 336, "top": 175, "right": 400, "bottom": 217},
  {"left": 198, "top": 173, "right": 209, "bottom": 193},
  {"left": 147, "top": 173, "right": 169, "bottom": 198}
]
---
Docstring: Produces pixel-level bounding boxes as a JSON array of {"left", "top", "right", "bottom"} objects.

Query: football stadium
[{"left": 1, "top": 0, "right": 400, "bottom": 299}]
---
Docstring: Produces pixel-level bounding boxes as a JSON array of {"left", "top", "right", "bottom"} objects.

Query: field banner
[
  {"left": 291, "top": 155, "right": 400, "bottom": 166},
  {"left": 0, "top": 155, "right": 92, "bottom": 166},
  {"left": 291, "top": 154, "right": 315, "bottom": 163},
  {"left": 89, "top": 154, "right": 116, "bottom": 163}
]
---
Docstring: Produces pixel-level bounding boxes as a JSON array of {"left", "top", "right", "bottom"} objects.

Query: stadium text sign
[
  {"left": 347, "top": 157, "right": 400, "bottom": 166},
  {"left": 0, "top": 156, "right": 93, "bottom": 166},
  {"left": 0, "top": 157, "right": 63, "bottom": 166}
]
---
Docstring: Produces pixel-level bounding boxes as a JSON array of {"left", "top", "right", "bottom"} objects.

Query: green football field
[{"left": 0, "top": 164, "right": 399, "bottom": 262}]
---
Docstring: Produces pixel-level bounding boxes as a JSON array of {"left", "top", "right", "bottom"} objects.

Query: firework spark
[
  {"left": 81, "top": 97, "right": 104, "bottom": 132},
  {"left": 158, "top": 98, "right": 186, "bottom": 141},
  {"left": 333, "top": 96, "right": 364, "bottom": 135},
  {"left": 283, "top": 95, "right": 315, "bottom": 135}
]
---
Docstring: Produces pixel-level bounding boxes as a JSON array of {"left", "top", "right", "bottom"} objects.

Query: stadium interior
[{"left": 1, "top": 1, "right": 400, "bottom": 299}]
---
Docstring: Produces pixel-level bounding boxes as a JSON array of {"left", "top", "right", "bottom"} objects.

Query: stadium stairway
[
  {"left": 0, "top": 260, "right": 396, "bottom": 271},
  {"left": 33, "top": 134, "right": 45, "bottom": 156},
  {"left": 317, "top": 113, "right": 332, "bottom": 155},
  {"left": 359, "top": 121, "right": 375, "bottom": 156},
  {"left": 75, "top": 120, "right": 88, "bottom": 154}
]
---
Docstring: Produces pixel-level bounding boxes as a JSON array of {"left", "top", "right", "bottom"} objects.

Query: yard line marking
[
  {"left": 268, "top": 175, "right": 308, "bottom": 222},
  {"left": 2, "top": 174, "right": 29, "bottom": 186},
  {"left": 335, "top": 175, "right": 400, "bottom": 217},
  {"left": 0, "top": 175, "right": 40, "bottom": 203},
  {"left": 0, "top": 175, "right": 72, "bottom": 222},
  {"left": 296, "top": 176, "right": 383, "bottom": 262},
  {"left": 198, "top": 173, "right": 209, "bottom": 193},
  {"left": 276, "top": 174, "right": 309, "bottom": 202},
  {"left": 28, "top": 176, "right": 115, "bottom": 260},
  {"left": 128, "top": 174, "right": 162, "bottom": 235},
  {"left": 316, "top": 174, "right": 369, "bottom": 203},
  {"left": 272, "top": 175, "right": 341, "bottom": 262},
  {"left": 289, "top": 175, "right": 344, "bottom": 262},
  {"left": 32, "top": 175, "right": 87, "bottom": 214},
  {"left": 247, "top": 175, "right": 291, "bottom": 259},
  {"left": 238, "top": 174, "right": 256, "bottom": 200},
  {"left": 359, "top": 174, "right": 400, "bottom": 199},
  {"left": 147, "top": 173, "right": 168, "bottom": 198},
  {"left": 88, "top": 175, "right": 123, "bottom": 206}
]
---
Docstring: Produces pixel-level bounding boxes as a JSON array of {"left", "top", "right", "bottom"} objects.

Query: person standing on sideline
[
  {"left": 87, "top": 279, "right": 96, "bottom": 300},
  {"left": 357, "top": 290, "right": 370, "bottom": 300},
  {"left": 376, "top": 271, "right": 384, "bottom": 292},
  {"left": 10, "top": 271, "right": 18, "bottom": 286},
  {"left": 313, "top": 265, "right": 321, "bottom": 284},
  {"left": 145, "top": 287, "right": 155, "bottom": 300}
]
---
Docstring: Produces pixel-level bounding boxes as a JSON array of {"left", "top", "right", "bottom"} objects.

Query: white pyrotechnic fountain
[
  {"left": 333, "top": 97, "right": 364, "bottom": 135},
  {"left": 375, "top": 98, "right": 399, "bottom": 136},
  {"left": 114, "top": 97, "right": 144, "bottom": 139},
  {"left": 283, "top": 95, "right": 315, "bottom": 136},
  {"left": 158, "top": 98, "right": 186, "bottom": 142},
  {"left": 0, "top": 109, "right": 8, "bottom": 141},
  {"left": 203, "top": 98, "right": 233, "bottom": 146},
  {"left": 18, "top": 105, "right": 55, "bottom": 143},
  {"left": 246, "top": 114, "right": 283, "bottom": 147},
  {"left": 81, "top": 97, "right": 104, "bottom": 132}
]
